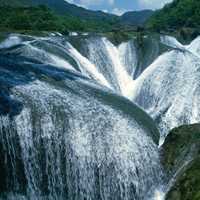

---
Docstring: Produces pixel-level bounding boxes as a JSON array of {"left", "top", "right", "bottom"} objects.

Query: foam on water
[
  {"left": 132, "top": 35, "right": 200, "bottom": 142},
  {"left": 102, "top": 38, "right": 135, "bottom": 98},
  {"left": 0, "top": 33, "right": 176, "bottom": 199},
  {"left": 27, "top": 44, "right": 75, "bottom": 71},
  {"left": 0, "top": 35, "right": 22, "bottom": 49},
  {"left": 85, "top": 37, "right": 136, "bottom": 99},
  {"left": 118, "top": 40, "right": 138, "bottom": 77},
  {"left": 65, "top": 42, "right": 112, "bottom": 89},
  {"left": 0, "top": 70, "right": 162, "bottom": 199},
  {"left": 160, "top": 35, "right": 185, "bottom": 50},
  {"left": 152, "top": 190, "right": 165, "bottom": 200}
]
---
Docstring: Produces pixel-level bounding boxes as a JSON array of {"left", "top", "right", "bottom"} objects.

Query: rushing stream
[{"left": 0, "top": 33, "right": 200, "bottom": 199}]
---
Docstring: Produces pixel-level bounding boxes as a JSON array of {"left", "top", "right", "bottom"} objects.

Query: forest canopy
[
  {"left": 0, "top": 5, "right": 117, "bottom": 33},
  {"left": 148, "top": 0, "right": 200, "bottom": 32}
]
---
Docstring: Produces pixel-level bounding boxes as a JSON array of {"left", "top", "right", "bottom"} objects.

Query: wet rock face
[
  {"left": 161, "top": 124, "right": 200, "bottom": 200},
  {"left": 165, "top": 157, "right": 200, "bottom": 200},
  {"left": 161, "top": 124, "right": 200, "bottom": 177}
]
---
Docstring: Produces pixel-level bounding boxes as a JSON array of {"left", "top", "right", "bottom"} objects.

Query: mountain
[
  {"left": 148, "top": 0, "right": 200, "bottom": 32},
  {"left": 0, "top": 0, "right": 153, "bottom": 27},
  {"left": 31, "top": 0, "right": 118, "bottom": 23},
  {"left": 0, "top": 0, "right": 118, "bottom": 24},
  {"left": 120, "top": 10, "right": 154, "bottom": 26},
  {"left": 24, "top": 0, "right": 154, "bottom": 26},
  {"left": 0, "top": 0, "right": 118, "bottom": 32}
]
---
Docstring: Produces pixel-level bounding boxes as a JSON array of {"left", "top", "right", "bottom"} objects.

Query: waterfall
[
  {"left": 85, "top": 37, "right": 135, "bottom": 99},
  {"left": 6, "top": 32, "right": 197, "bottom": 200},
  {"left": 64, "top": 41, "right": 112, "bottom": 89},
  {"left": 3, "top": 33, "right": 197, "bottom": 142},
  {"left": 0, "top": 46, "right": 162, "bottom": 200},
  {"left": 118, "top": 40, "right": 138, "bottom": 77},
  {"left": 101, "top": 38, "right": 135, "bottom": 98},
  {"left": 132, "top": 35, "right": 200, "bottom": 144},
  {"left": 160, "top": 35, "right": 185, "bottom": 50},
  {"left": 0, "top": 35, "right": 22, "bottom": 49}
]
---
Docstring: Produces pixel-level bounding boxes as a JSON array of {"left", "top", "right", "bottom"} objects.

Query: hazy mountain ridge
[
  {"left": 0, "top": 0, "right": 153, "bottom": 27},
  {"left": 30, "top": 0, "right": 118, "bottom": 22},
  {"left": 120, "top": 10, "right": 154, "bottom": 26}
]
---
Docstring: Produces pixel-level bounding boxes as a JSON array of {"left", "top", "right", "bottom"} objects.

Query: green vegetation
[
  {"left": 0, "top": 5, "right": 117, "bottom": 33},
  {"left": 148, "top": 0, "right": 200, "bottom": 35},
  {"left": 0, "top": 0, "right": 152, "bottom": 27},
  {"left": 166, "top": 157, "right": 200, "bottom": 200},
  {"left": 0, "top": 0, "right": 154, "bottom": 33},
  {"left": 0, "top": 6, "right": 65, "bottom": 32},
  {"left": 161, "top": 124, "right": 200, "bottom": 175},
  {"left": 0, "top": 0, "right": 32, "bottom": 7},
  {"left": 105, "top": 31, "right": 132, "bottom": 45},
  {"left": 162, "top": 124, "right": 200, "bottom": 200}
]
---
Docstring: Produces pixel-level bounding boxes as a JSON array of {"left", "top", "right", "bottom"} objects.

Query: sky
[{"left": 66, "top": 0, "right": 173, "bottom": 15}]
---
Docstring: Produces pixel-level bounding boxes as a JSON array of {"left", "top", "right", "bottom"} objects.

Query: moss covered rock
[
  {"left": 162, "top": 124, "right": 200, "bottom": 200},
  {"left": 166, "top": 157, "right": 200, "bottom": 200},
  {"left": 161, "top": 124, "right": 200, "bottom": 176}
]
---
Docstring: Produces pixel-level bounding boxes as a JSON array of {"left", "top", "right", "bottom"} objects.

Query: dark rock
[
  {"left": 161, "top": 124, "right": 200, "bottom": 177},
  {"left": 166, "top": 157, "right": 200, "bottom": 200},
  {"left": 162, "top": 124, "right": 200, "bottom": 200}
]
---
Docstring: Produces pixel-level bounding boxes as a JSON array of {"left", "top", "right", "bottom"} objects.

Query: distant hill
[
  {"left": 31, "top": 1, "right": 153, "bottom": 26},
  {"left": 148, "top": 0, "right": 200, "bottom": 32},
  {"left": 0, "top": 0, "right": 153, "bottom": 27},
  {"left": 120, "top": 10, "right": 154, "bottom": 26},
  {"left": 0, "top": 0, "right": 155, "bottom": 34},
  {"left": 0, "top": 0, "right": 118, "bottom": 24},
  {"left": 31, "top": 0, "right": 117, "bottom": 22}
]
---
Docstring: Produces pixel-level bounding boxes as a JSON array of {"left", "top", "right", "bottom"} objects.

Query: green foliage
[
  {"left": 0, "top": 5, "right": 116, "bottom": 33},
  {"left": 0, "top": 0, "right": 155, "bottom": 33},
  {"left": 162, "top": 123, "right": 200, "bottom": 175},
  {"left": 163, "top": 124, "right": 200, "bottom": 200},
  {"left": 148, "top": 0, "right": 200, "bottom": 32},
  {"left": 0, "top": 6, "right": 63, "bottom": 32},
  {"left": 166, "top": 157, "right": 200, "bottom": 200},
  {"left": 105, "top": 31, "right": 131, "bottom": 45}
]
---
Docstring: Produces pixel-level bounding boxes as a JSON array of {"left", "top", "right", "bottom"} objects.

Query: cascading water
[
  {"left": 118, "top": 40, "right": 138, "bottom": 78},
  {"left": 86, "top": 37, "right": 136, "bottom": 98},
  {"left": 0, "top": 34, "right": 164, "bottom": 200},
  {"left": 74, "top": 37, "right": 136, "bottom": 98},
  {"left": 3, "top": 32, "right": 200, "bottom": 199},
  {"left": 132, "top": 35, "right": 200, "bottom": 144}
]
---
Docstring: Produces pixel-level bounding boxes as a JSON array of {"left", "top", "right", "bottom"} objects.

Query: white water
[
  {"left": 0, "top": 35, "right": 22, "bottom": 49},
  {"left": 102, "top": 38, "right": 135, "bottom": 98},
  {"left": 153, "top": 190, "right": 165, "bottom": 200},
  {"left": 26, "top": 44, "right": 76, "bottom": 71},
  {"left": 85, "top": 37, "right": 136, "bottom": 99},
  {"left": 3, "top": 34, "right": 200, "bottom": 142},
  {"left": 65, "top": 42, "right": 112, "bottom": 89},
  {"left": 132, "top": 35, "right": 200, "bottom": 142},
  {"left": 160, "top": 35, "right": 185, "bottom": 50},
  {"left": 118, "top": 40, "right": 138, "bottom": 77},
  {"left": 0, "top": 73, "right": 162, "bottom": 199},
  {"left": 3, "top": 33, "right": 199, "bottom": 199}
]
